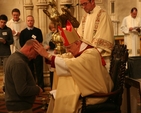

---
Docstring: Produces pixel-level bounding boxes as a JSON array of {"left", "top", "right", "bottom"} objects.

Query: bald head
[{"left": 20, "top": 39, "right": 38, "bottom": 60}]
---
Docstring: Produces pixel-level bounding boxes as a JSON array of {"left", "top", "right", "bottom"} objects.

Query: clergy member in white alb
[
  {"left": 7, "top": 8, "right": 26, "bottom": 53},
  {"left": 77, "top": 0, "right": 114, "bottom": 72},
  {"left": 121, "top": 7, "right": 141, "bottom": 56}
]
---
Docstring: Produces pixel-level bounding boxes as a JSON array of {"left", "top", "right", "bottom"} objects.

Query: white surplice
[
  {"left": 121, "top": 15, "right": 141, "bottom": 56},
  {"left": 7, "top": 19, "right": 26, "bottom": 53}
]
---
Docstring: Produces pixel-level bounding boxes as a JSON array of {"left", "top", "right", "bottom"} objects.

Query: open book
[{"left": 133, "top": 26, "right": 141, "bottom": 33}]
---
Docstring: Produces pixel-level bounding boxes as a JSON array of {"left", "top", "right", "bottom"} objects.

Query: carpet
[{"left": 0, "top": 93, "right": 48, "bottom": 113}]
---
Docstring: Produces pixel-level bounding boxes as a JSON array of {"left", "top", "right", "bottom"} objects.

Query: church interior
[{"left": 1, "top": 0, "right": 141, "bottom": 113}]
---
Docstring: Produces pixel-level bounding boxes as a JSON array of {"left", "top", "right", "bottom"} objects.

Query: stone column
[
  {"left": 24, "top": 0, "right": 34, "bottom": 17},
  {"left": 36, "top": 0, "right": 48, "bottom": 73},
  {"left": 36, "top": 0, "right": 48, "bottom": 39},
  {"left": 137, "top": 0, "right": 141, "bottom": 17}
]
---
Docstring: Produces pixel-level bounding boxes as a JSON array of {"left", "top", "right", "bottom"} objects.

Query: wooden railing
[
  {"left": 114, "top": 35, "right": 124, "bottom": 44},
  {"left": 114, "top": 35, "right": 141, "bottom": 55}
]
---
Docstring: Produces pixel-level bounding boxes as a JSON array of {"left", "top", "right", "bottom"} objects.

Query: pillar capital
[
  {"left": 24, "top": 4, "right": 34, "bottom": 10},
  {"left": 24, "top": 0, "right": 34, "bottom": 10},
  {"left": 36, "top": 1, "right": 48, "bottom": 9}
]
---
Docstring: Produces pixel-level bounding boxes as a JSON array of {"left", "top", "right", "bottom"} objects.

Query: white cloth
[
  {"left": 7, "top": 19, "right": 26, "bottom": 53},
  {"left": 77, "top": 5, "right": 114, "bottom": 57},
  {"left": 47, "top": 43, "right": 114, "bottom": 113},
  {"left": 55, "top": 42, "right": 87, "bottom": 76},
  {"left": 77, "top": 5, "right": 114, "bottom": 71},
  {"left": 121, "top": 15, "right": 141, "bottom": 56}
]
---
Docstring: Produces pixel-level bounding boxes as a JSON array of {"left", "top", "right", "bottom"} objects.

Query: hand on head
[{"left": 33, "top": 40, "right": 49, "bottom": 58}]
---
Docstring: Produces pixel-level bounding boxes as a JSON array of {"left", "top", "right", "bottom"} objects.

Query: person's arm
[
  {"left": 54, "top": 56, "right": 71, "bottom": 76},
  {"left": 12, "top": 62, "right": 41, "bottom": 96},
  {"left": 121, "top": 17, "right": 130, "bottom": 34},
  {"left": 33, "top": 40, "right": 71, "bottom": 76},
  {"left": 43, "top": 33, "right": 52, "bottom": 49},
  {"left": 46, "top": 32, "right": 52, "bottom": 45},
  {"left": 19, "top": 30, "right": 25, "bottom": 47},
  {"left": 3, "top": 28, "right": 14, "bottom": 45},
  {"left": 36, "top": 28, "right": 43, "bottom": 43},
  {"left": 137, "top": 17, "right": 141, "bottom": 35}
]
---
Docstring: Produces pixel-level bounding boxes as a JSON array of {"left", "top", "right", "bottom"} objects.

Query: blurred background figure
[
  {"left": 19, "top": 15, "right": 44, "bottom": 91},
  {"left": 43, "top": 21, "right": 57, "bottom": 89},
  {"left": 121, "top": 7, "right": 141, "bottom": 56},
  {"left": 0, "top": 14, "right": 13, "bottom": 91},
  {"left": 43, "top": 21, "right": 56, "bottom": 51},
  {"left": 7, "top": 8, "right": 26, "bottom": 53},
  {"left": 77, "top": 0, "right": 114, "bottom": 72}
]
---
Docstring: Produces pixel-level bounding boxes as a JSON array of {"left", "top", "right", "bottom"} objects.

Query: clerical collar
[
  {"left": 75, "top": 42, "right": 93, "bottom": 57},
  {"left": 12, "top": 19, "right": 21, "bottom": 23},
  {"left": 89, "top": 10, "right": 94, "bottom": 14},
  {"left": 88, "top": 7, "right": 94, "bottom": 14},
  {"left": 79, "top": 42, "right": 88, "bottom": 52},
  {"left": 27, "top": 27, "right": 34, "bottom": 30}
]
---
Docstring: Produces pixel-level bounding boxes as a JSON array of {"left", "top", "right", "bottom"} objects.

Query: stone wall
[{"left": 0, "top": 0, "right": 141, "bottom": 36}]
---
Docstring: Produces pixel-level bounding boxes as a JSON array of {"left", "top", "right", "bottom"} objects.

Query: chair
[{"left": 80, "top": 44, "right": 129, "bottom": 113}]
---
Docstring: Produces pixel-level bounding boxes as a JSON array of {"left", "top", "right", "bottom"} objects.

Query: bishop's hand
[{"left": 33, "top": 40, "right": 50, "bottom": 58}]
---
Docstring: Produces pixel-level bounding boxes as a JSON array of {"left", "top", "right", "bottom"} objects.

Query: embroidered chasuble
[
  {"left": 121, "top": 15, "right": 141, "bottom": 56},
  {"left": 47, "top": 48, "right": 113, "bottom": 113},
  {"left": 77, "top": 5, "right": 114, "bottom": 57}
]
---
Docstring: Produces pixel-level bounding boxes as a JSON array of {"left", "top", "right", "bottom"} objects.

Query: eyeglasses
[{"left": 80, "top": 1, "right": 90, "bottom": 8}]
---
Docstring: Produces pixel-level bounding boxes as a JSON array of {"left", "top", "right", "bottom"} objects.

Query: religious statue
[{"left": 43, "top": 0, "right": 79, "bottom": 54}]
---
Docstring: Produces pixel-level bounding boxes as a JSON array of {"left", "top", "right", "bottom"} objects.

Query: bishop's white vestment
[{"left": 47, "top": 43, "right": 113, "bottom": 113}]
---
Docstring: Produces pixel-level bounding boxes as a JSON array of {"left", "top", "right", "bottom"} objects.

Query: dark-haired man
[
  {"left": 121, "top": 7, "right": 141, "bottom": 56},
  {"left": 7, "top": 8, "right": 26, "bottom": 53},
  {"left": 0, "top": 14, "right": 13, "bottom": 89},
  {"left": 77, "top": 0, "right": 114, "bottom": 72}
]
